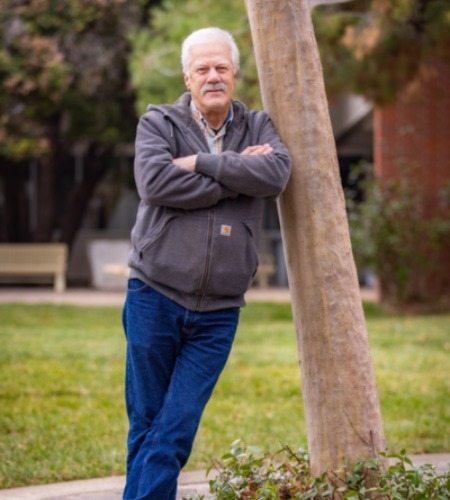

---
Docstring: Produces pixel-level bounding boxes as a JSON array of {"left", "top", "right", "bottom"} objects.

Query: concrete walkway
[
  {"left": 0, "top": 285, "right": 378, "bottom": 307},
  {"left": 0, "top": 470, "right": 211, "bottom": 499},
  {"left": 0, "top": 286, "right": 297, "bottom": 306}
]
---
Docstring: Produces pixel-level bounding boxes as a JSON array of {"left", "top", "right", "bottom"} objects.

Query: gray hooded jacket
[{"left": 128, "top": 92, "right": 291, "bottom": 311}]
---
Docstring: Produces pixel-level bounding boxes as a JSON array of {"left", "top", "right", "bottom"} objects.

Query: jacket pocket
[
  {"left": 206, "top": 219, "right": 259, "bottom": 297},
  {"left": 139, "top": 215, "right": 208, "bottom": 295}
]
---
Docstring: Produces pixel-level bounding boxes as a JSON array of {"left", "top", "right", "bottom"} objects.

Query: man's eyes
[{"left": 196, "top": 66, "right": 230, "bottom": 74}]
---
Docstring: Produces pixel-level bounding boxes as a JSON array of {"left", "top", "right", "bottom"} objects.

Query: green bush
[
  {"left": 186, "top": 440, "right": 450, "bottom": 499},
  {"left": 346, "top": 163, "right": 450, "bottom": 305}
]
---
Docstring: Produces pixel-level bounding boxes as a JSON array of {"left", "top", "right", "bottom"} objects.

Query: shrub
[
  {"left": 185, "top": 440, "right": 450, "bottom": 499},
  {"left": 345, "top": 162, "right": 450, "bottom": 305}
]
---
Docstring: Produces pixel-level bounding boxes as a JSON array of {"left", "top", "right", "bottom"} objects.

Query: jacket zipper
[
  {"left": 166, "top": 116, "right": 209, "bottom": 154},
  {"left": 223, "top": 115, "right": 249, "bottom": 152},
  {"left": 195, "top": 209, "right": 215, "bottom": 311}
]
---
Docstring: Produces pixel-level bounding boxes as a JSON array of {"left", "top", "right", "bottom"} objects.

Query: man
[{"left": 123, "top": 27, "right": 291, "bottom": 499}]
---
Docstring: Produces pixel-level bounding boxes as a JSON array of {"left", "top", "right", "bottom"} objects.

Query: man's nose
[{"left": 206, "top": 69, "right": 220, "bottom": 81}]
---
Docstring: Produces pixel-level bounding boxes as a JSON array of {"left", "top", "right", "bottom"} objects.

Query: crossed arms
[
  {"left": 134, "top": 112, "right": 291, "bottom": 210},
  {"left": 172, "top": 143, "right": 274, "bottom": 171}
]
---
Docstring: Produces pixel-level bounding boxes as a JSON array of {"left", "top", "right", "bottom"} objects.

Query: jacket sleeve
[
  {"left": 195, "top": 113, "right": 291, "bottom": 198},
  {"left": 134, "top": 111, "right": 237, "bottom": 209}
]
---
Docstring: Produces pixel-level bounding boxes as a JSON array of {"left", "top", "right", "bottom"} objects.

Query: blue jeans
[{"left": 122, "top": 279, "right": 240, "bottom": 500}]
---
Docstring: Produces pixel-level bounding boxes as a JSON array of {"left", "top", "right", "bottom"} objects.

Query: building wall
[
  {"left": 373, "top": 57, "right": 450, "bottom": 306},
  {"left": 374, "top": 57, "right": 450, "bottom": 213}
]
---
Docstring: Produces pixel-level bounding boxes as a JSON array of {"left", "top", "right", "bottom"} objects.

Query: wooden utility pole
[{"left": 245, "top": 0, "right": 387, "bottom": 475}]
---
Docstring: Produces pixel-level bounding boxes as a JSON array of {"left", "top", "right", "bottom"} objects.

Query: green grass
[{"left": 0, "top": 302, "right": 448, "bottom": 488}]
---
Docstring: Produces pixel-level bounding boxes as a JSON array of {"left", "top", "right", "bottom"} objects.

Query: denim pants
[{"left": 122, "top": 279, "right": 240, "bottom": 500}]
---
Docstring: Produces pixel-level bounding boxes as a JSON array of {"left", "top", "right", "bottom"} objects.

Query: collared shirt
[{"left": 190, "top": 100, "right": 233, "bottom": 154}]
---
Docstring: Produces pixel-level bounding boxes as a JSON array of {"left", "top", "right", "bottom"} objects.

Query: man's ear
[{"left": 183, "top": 72, "right": 190, "bottom": 90}]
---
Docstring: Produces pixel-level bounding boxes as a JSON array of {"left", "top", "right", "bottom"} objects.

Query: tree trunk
[
  {"left": 34, "top": 121, "right": 65, "bottom": 242},
  {"left": 0, "top": 160, "right": 31, "bottom": 242},
  {"left": 34, "top": 156, "right": 58, "bottom": 242},
  {"left": 245, "top": 0, "right": 387, "bottom": 475},
  {"left": 60, "top": 146, "right": 112, "bottom": 249}
]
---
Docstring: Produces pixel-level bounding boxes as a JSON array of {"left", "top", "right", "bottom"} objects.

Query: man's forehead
[{"left": 189, "top": 43, "right": 233, "bottom": 65}]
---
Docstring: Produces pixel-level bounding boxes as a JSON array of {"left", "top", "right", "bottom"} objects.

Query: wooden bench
[{"left": 0, "top": 243, "right": 68, "bottom": 292}]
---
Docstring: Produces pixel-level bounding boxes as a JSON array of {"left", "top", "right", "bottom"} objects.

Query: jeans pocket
[{"left": 127, "top": 278, "right": 149, "bottom": 293}]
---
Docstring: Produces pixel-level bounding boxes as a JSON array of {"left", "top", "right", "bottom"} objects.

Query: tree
[
  {"left": 130, "top": 0, "right": 450, "bottom": 107},
  {"left": 245, "top": 0, "right": 386, "bottom": 477},
  {"left": 313, "top": 0, "right": 450, "bottom": 104},
  {"left": 0, "top": 0, "right": 159, "bottom": 246}
]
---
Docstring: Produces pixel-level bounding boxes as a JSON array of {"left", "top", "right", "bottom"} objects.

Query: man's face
[{"left": 183, "top": 42, "right": 236, "bottom": 117}]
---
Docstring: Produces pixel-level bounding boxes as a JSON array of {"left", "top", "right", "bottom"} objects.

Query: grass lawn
[{"left": 0, "top": 301, "right": 448, "bottom": 488}]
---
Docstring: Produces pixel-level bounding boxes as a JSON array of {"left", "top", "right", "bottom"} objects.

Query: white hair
[{"left": 181, "top": 27, "right": 240, "bottom": 73}]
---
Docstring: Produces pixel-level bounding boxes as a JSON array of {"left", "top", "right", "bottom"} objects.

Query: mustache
[{"left": 200, "top": 83, "right": 227, "bottom": 95}]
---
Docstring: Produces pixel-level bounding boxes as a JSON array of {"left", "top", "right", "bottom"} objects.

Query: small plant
[{"left": 184, "top": 440, "right": 450, "bottom": 499}]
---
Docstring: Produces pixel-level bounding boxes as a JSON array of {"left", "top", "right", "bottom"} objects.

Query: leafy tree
[
  {"left": 313, "top": 0, "right": 450, "bottom": 104},
  {"left": 2, "top": 0, "right": 448, "bottom": 249},
  {"left": 0, "top": 0, "right": 159, "bottom": 245},
  {"left": 130, "top": 0, "right": 450, "bottom": 109}
]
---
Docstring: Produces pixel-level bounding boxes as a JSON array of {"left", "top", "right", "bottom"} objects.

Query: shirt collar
[{"left": 190, "top": 100, "right": 233, "bottom": 135}]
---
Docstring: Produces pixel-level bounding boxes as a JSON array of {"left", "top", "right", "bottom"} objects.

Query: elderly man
[{"left": 123, "top": 27, "right": 291, "bottom": 499}]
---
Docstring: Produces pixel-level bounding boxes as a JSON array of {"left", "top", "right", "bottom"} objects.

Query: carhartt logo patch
[{"left": 220, "top": 224, "right": 232, "bottom": 236}]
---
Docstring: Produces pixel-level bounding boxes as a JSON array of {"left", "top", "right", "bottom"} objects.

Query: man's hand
[
  {"left": 173, "top": 144, "right": 272, "bottom": 172},
  {"left": 241, "top": 143, "right": 273, "bottom": 156},
  {"left": 173, "top": 155, "right": 198, "bottom": 171}
]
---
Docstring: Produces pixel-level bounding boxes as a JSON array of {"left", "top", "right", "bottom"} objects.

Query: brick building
[{"left": 374, "top": 57, "right": 450, "bottom": 306}]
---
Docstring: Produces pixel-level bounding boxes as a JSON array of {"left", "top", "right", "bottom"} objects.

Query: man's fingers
[
  {"left": 241, "top": 145, "right": 259, "bottom": 155},
  {"left": 241, "top": 144, "right": 273, "bottom": 155},
  {"left": 259, "top": 144, "right": 273, "bottom": 154}
]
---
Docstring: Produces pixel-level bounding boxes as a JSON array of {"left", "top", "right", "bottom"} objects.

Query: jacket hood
[{"left": 147, "top": 92, "right": 249, "bottom": 131}]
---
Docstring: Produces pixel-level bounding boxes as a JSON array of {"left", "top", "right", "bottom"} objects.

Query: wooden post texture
[{"left": 244, "top": 0, "right": 387, "bottom": 475}]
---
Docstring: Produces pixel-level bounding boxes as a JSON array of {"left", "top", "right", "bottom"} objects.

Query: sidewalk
[
  {"left": 0, "top": 470, "right": 211, "bottom": 499},
  {"left": 0, "top": 285, "right": 378, "bottom": 307},
  {"left": 0, "top": 454, "right": 449, "bottom": 499}
]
